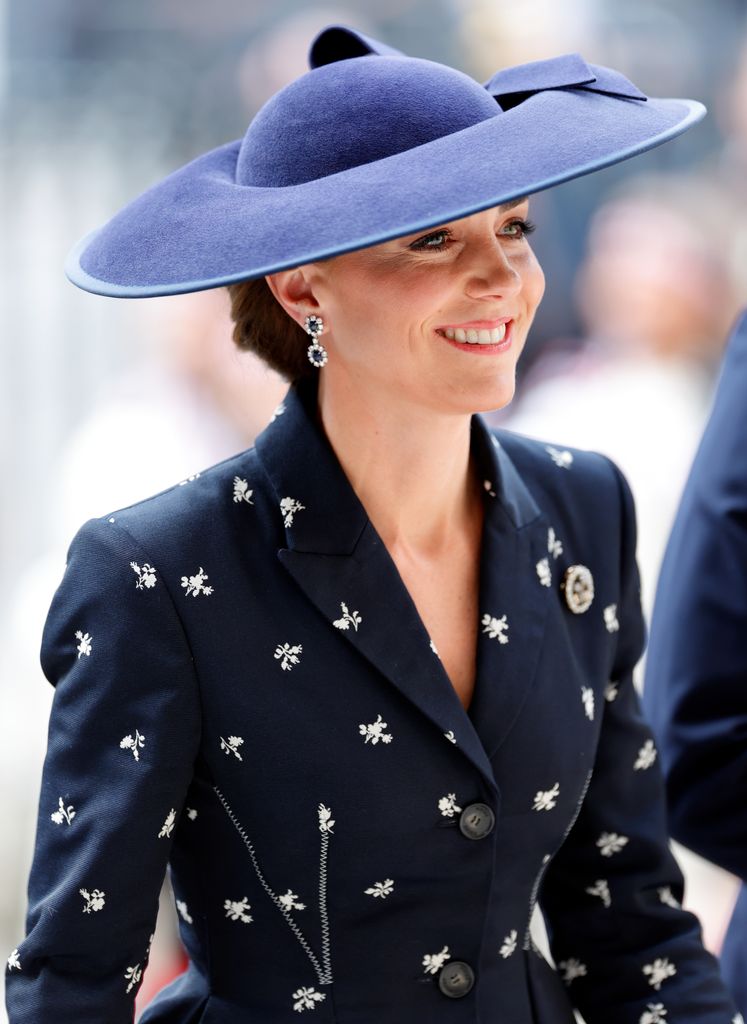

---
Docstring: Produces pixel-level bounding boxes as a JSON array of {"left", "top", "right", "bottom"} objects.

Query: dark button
[
  {"left": 459, "top": 802, "right": 495, "bottom": 840},
  {"left": 438, "top": 960, "right": 475, "bottom": 998}
]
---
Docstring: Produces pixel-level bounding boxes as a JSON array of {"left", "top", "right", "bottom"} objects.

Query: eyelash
[{"left": 409, "top": 218, "right": 536, "bottom": 252}]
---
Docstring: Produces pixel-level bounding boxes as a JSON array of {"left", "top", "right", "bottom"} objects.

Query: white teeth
[
  {"left": 454, "top": 328, "right": 466, "bottom": 342},
  {"left": 442, "top": 324, "right": 508, "bottom": 345}
]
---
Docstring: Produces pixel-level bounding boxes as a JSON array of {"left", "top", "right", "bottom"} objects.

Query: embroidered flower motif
[
  {"left": 75, "top": 631, "right": 92, "bottom": 658},
  {"left": 581, "top": 686, "right": 595, "bottom": 721},
  {"left": 546, "top": 445, "right": 574, "bottom": 469},
  {"left": 278, "top": 890, "right": 306, "bottom": 911},
  {"left": 481, "top": 612, "right": 509, "bottom": 644},
  {"left": 657, "top": 886, "right": 680, "bottom": 909},
  {"left": 270, "top": 401, "right": 286, "bottom": 422},
  {"left": 585, "top": 879, "right": 611, "bottom": 908},
  {"left": 643, "top": 957, "right": 676, "bottom": 991},
  {"left": 640, "top": 1004, "right": 668, "bottom": 1024},
  {"left": 318, "top": 803, "right": 335, "bottom": 834},
  {"left": 333, "top": 602, "right": 362, "bottom": 631},
  {"left": 604, "top": 603, "right": 620, "bottom": 633},
  {"left": 423, "top": 945, "right": 451, "bottom": 975},
  {"left": 558, "top": 958, "right": 587, "bottom": 984},
  {"left": 158, "top": 808, "right": 177, "bottom": 839},
  {"left": 178, "top": 473, "right": 201, "bottom": 486},
  {"left": 533, "top": 783, "right": 560, "bottom": 812},
  {"left": 499, "top": 930, "right": 518, "bottom": 959},
  {"left": 438, "top": 793, "right": 462, "bottom": 818},
  {"left": 120, "top": 730, "right": 145, "bottom": 761},
  {"left": 634, "top": 739, "right": 657, "bottom": 771},
  {"left": 130, "top": 562, "right": 157, "bottom": 590},
  {"left": 181, "top": 567, "right": 213, "bottom": 597},
  {"left": 483, "top": 479, "right": 497, "bottom": 498},
  {"left": 50, "top": 797, "right": 75, "bottom": 825},
  {"left": 365, "top": 878, "right": 394, "bottom": 899},
  {"left": 359, "top": 714, "right": 393, "bottom": 745},
  {"left": 232, "top": 477, "right": 254, "bottom": 505},
  {"left": 176, "top": 900, "right": 193, "bottom": 924},
  {"left": 547, "top": 527, "right": 563, "bottom": 559},
  {"left": 220, "top": 735, "right": 244, "bottom": 761},
  {"left": 274, "top": 642, "right": 303, "bottom": 671},
  {"left": 536, "top": 557, "right": 552, "bottom": 587},
  {"left": 280, "top": 497, "right": 305, "bottom": 527},
  {"left": 124, "top": 962, "right": 142, "bottom": 994},
  {"left": 292, "top": 986, "right": 326, "bottom": 1012},
  {"left": 597, "top": 832, "right": 629, "bottom": 857},
  {"left": 7, "top": 949, "right": 21, "bottom": 971},
  {"left": 604, "top": 681, "right": 619, "bottom": 702},
  {"left": 430, "top": 638, "right": 439, "bottom": 656},
  {"left": 186, "top": 807, "right": 198, "bottom": 821},
  {"left": 80, "top": 888, "right": 106, "bottom": 913},
  {"left": 443, "top": 730, "right": 456, "bottom": 744},
  {"left": 224, "top": 897, "right": 253, "bottom": 923},
  {"left": 734, "top": 1015, "right": 745, "bottom": 1024}
]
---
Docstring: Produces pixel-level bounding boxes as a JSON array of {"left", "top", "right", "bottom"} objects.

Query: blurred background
[{"left": 2, "top": 0, "right": 747, "bottom": 1018}]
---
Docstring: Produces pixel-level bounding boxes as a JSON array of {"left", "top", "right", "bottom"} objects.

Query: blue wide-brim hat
[{"left": 66, "top": 24, "right": 705, "bottom": 298}]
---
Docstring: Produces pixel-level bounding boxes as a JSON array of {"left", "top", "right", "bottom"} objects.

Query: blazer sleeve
[
  {"left": 643, "top": 312, "right": 747, "bottom": 882},
  {"left": 5, "top": 517, "right": 202, "bottom": 1024},
  {"left": 539, "top": 459, "right": 739, "bottom": 1024}
]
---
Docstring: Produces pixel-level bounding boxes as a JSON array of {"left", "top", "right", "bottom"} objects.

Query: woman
[{"left": 5, "top": 24, "right": 741, "bottom": 1024}]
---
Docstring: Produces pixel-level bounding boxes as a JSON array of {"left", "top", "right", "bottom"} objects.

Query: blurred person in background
[{"left": 5, "top": 20, "right": 742, "bottom": 1024}]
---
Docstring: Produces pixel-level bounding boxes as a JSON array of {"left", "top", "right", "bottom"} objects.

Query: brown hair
[{"left": 226, "top": 278, "right": 314, "bottom": 383}]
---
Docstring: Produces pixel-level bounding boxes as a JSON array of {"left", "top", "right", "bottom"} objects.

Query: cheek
[{"left": 523, "top": 255, "right": 545, "bottom": 311}]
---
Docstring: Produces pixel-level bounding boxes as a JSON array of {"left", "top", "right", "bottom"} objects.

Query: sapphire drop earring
[{"left": 304, "top": 314, "right": 328, "bottom": 368}]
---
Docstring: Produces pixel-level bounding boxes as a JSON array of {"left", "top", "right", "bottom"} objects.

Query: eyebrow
[{"left": 498, "top": 196, "right": 528, "bottom": 211}]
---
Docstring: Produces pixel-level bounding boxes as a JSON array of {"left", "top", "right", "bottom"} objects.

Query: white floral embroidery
[
  {"left": 423, "top": 945, "right": 451, "bottom": 975},
  {"left": 281, "top": 497, "right": 306, "bottom": 527},
  {"left": 186, "top": 807, "right": 198, "bottom": 821},
  {"left": 7, "top": 949, "right": 21, "bottom": 971},
  {"left": 181, "top": 567, "right": 213, "bottom": 597},
  {"left": 318, "top": 803, "right": 335, "bottom": 834},
  {"left": 604, "top": 681, "right": 619, "bottom": 702},
  {"left": 597, "top": 832, "right": 629, "bottom": 857},
  {"left": 640, "top": 1004, "right": 668, "bottom": 1024},
  {"left": 220, "top": 735, "right": 244, "bottom": 761},
  {"left": 444, "top": 730, "right": 456, "bottom": 744},
  {"left": 536, "top": 557, "right": 552, "bottom": 587},
  {"left": 430, "top": 638, "right": 439, "bottom": 656},
  {"left": 124, "top": 962, "right": 142, "bottom": 994},
  {"left": 359, "top": 714, "right": 393, "bottom": 745},
  {"left": 333, "top": 602, "right": 362, "bottom": 631},
  {"left": 483, "top": 479, "right": 497, "bottom": 498},
  {"left": 232, "top": 477, "right": 254, "bottom": 505},
  {"left": 581, "top": 686, "right": 595, "bottom": 721},
  {"left": 158, "top": 808, "right": 176, "bottom": 839},
  {"left": 75, "top": 630, "right": 92, "bottom": 658},
  {"left": 108, "top": 517, "right": 116, "bottom": 523},
  {"left": 481, "top": 612, "right": 509, "bottom": 644},
  {"left": 558, "top": 958, "right": 587, "bottom": 983},
  {"left": 499, "top": 930, "right": 518, "bottom": 958},
  {"left": 547, "top": 527, "right": 563, "bottom": 559},
  {"left": 120, "top": 730, "right": 145, "bottom": 761},
  {"left": 176, "top": 899, "right": 193, "bottom": 924},
  {"left": 80, "top": 888, "right": 106, "bottom": 913},
  {"left": 51, "top": 797, "right": 75, "bottom": 825},
  {"left": 657, "top": 886, "right": 680, "bottom": 909},
  {"left": 438, "top": 793, "right": 462, "bottom": 818},
  {"left": 130, "top": 562, "right": 157, "bottom": 590},
  {"left": 604, "top": 603, "right": 620, "bottom": 633},
  {"left": 585, "top": 879, "right": 611, "bottom": 908},
  {"left": 178, "top": 472, "right": 201, "bottom": 486},
  {"left": 643, "top": 957, "right": 676, "bottom": 991},
  {"left": 533, "top": 783, "right": 560, "bottom": 811},
  {"left": 365, "top": 879, "right": 394, "bottom": 899},
  {"left": 546, "top": 445, "right": 574, "bottom": 469},
  {"left": 274, "top": 642, "right": 303, "bottom": 671},
  {"left": 270, "top": 401, "right": 286, "bottom": 422},
  {"left": 278, "top": 890, "right": 307, "bottom": 911},
  {"left": 734, "top": 1015, "right": 745, "bottom": 1024},
  {"left": 634, "top": 739, "right": 657, "bottom": 771},
  {"left": 292, "top": 986, "right": 326, "bottom": 1012},
  {"left": 224, "top": 897, "right": 253, "bottom": 923}
]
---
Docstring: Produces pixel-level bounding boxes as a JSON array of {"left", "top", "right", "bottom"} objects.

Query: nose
[{"left": 463, "top": 235, "right": 522, "bottom": 298}]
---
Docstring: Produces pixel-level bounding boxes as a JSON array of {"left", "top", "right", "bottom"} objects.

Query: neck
[{"left": 316, "top": 373, "right": 481, "bottom": 557}]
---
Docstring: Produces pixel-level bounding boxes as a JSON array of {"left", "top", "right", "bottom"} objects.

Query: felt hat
[{"left": 65, "top": 24, "right": 705, "bottom": 298}]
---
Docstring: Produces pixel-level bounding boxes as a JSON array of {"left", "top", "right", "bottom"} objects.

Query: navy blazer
[
  {"left": 644, "top": 310, "right": 747, "bottom": 1018},
  {"left": 5, "top": 376, "right": 738, "bottom": 1023}
]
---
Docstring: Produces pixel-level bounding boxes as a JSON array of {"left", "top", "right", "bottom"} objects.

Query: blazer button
[
  {"left": 459, "top": 802, "right": 495, "bottom": 840},
  {"left": 438, "top": 960, "right": 475, "bottom": 998}
]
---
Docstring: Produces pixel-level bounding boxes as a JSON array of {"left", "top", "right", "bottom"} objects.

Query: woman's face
[{"left": 302, "top": 199, "right": 545, "bottom": 416}]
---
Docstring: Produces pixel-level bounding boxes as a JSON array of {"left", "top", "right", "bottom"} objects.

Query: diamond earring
[{"left": 304, "top": 314, "right": 328, "bottom": 368}]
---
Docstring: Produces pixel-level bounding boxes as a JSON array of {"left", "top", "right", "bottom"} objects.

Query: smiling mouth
[{"left": 436, "top": 322, "right": 512, "bottom": 346}]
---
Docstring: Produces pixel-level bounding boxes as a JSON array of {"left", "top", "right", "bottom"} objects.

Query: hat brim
[{"left": 66, "top": 90, "right": 705, "bottom": 298}]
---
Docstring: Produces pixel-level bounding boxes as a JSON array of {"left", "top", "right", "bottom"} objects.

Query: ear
[{"left": 264, "top": 268, "right": 321, "bottom": 329}]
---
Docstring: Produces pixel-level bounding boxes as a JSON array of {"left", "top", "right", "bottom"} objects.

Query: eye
[
  {"left": 501, "top": 218, "right": 536, "bottom": 239},
  {"left": 409, "top": 228, "right": 452, "bottom": 252}
]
